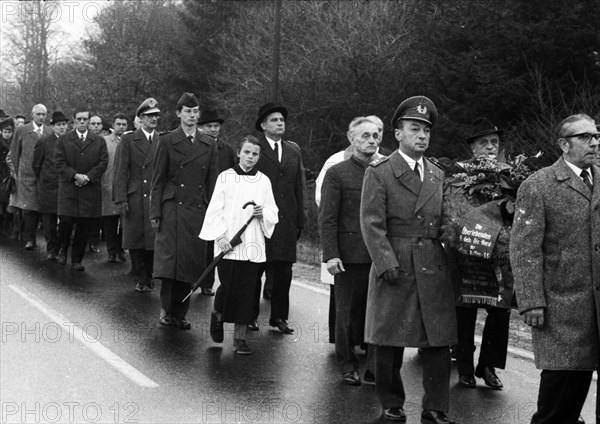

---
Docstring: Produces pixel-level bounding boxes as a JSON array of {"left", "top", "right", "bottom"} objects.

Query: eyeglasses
[
  {"left": 75, "top": 117, "right": 89, "bottom": 121},
  {"left": 563, "top": 132, "right": 600, "bottom": 144}
]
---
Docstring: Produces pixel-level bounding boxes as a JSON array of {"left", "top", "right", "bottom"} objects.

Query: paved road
[{"left": 0, "top": 235, "right": 596, "bottom": 423}]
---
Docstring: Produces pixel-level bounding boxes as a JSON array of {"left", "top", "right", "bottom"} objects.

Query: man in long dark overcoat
[
  {"left": 253, "top": 103, "right": 305, "bottom": 334},
  {"left": 360, "top": 96, "right": 458, "bottom": 424},
  {"left": 32, "top": 111, "right": 69, "bottom": 260},
  {"left": 150, "top": 93, "right": 218, "bottom": 330},
  {"left": 510, "top": 113, "right": 600, "bottom": 423},
  {"left": 114, "top": 99, "right": 161, "bottom": 292},
  {"left": 8, "top": 103, "right": 53, "bottom": 249},
  {"left": 197, "top": 109, "right": 236, "bottom": 296},
  {"left": 54, "top": 109, "right": 108, "bottom": 271}
]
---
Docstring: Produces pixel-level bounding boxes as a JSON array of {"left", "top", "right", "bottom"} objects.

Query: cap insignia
[{"left": 416, "top": 105, "right": 427, "bottom": 115}]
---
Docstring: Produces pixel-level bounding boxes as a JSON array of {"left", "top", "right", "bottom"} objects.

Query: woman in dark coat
[
  {"left": 0, "top": 118, "right": 14, "bottom": 229},
  {"left": 150, "top": 93, "right": 218, "bottom": 330}
]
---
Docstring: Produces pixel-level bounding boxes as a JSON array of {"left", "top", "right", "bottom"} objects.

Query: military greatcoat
[
  {"left": 360, "top": 151, "right": 457, "bottom": 347},
  {"left": 150, "top": 127, "right": 218, "bottom": 284},
  {"left": 113, "top": 129, "right": 158, "bottom": 249},
  {"left": 510, "top": 158, "right": 600, "bottom": 370},
  {"left": 54, "top": 130, "right": 108, "bottom": 218},
  {"left": 254, "top": 135, "right": 305, "bottom": 262}
]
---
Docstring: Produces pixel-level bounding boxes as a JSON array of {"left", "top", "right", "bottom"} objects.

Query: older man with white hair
[{"left": 7, "top": 104, "right": 53, "bottom": 250}]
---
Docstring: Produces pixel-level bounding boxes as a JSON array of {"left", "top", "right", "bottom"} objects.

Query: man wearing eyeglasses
[
  {"left": 511, "top": 114, "right": 600, "bottom": 424},
  {"left": 54, "top": 109, "right": 108, "bottom": 271}
]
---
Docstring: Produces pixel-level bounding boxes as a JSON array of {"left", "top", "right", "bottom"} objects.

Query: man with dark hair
[
  {"left": 7, "top": 103, "right": 53, "bottom": 250},
  {"left": 54, "top": 109, "right": 108, "bottom": 271},
  {"left": 101, "top": 112, "right": 128, "bottom": 263},
  {"left": 114, "top": 100, "right": 160, "bottom": 291},
  {"left": 15, "top": 115, "right": 26, "bottom": 127},
  {"left": 197, "top": 110, "right": 236, "bottom": 296},
  {"left": 150, "top": 93, "right": 218, "bottom": 329},
  {"left": 360, "top": 96, "right": 458, "bottom": 423},
  {"left": 511, "top": 113, "right": 600, "bottom": 424},
  {"left": 32, "top": 111, "right": 69, "bottom": 260},
  {"left": 254, "top": 102, "right": 305, "bottom": 334}
]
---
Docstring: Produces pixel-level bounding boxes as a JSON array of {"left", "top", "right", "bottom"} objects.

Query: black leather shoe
[
  {"left": 248, "top": 320, "right": 259, "bottom": 331},
  {"left": 201, "top": 287, "right": 214, "bottom": 296},
  {"left": 578, "top": 416, "right": 585, "bottom": 424},
  {"left": 475, "top": 365, "right": 503, "bottom": 390},
  {"left": 145, "top": 279, "right": 155, "bottom": 290},
  {"left": 458, "top": 374, "right": 476, "bottom": 388},
  {"left": 24, "top": 241, "right": 35, "bottom": 250},
  {"left": 210, "top": 311, "right": 224, "bottom": 343},
  {"left": 71, "top": 263, "right": 85, "bottom": 272},
  {"left": 270, "top": 318, "right": 294, "bottom": 334},
  {"left": 135, "top": 282, "right": 147, "bottom": 293},
  {"left": 342, "top": 371, "right": 361, "bottom": 386},
  {"left": 88, "top": 244, "right": 100, "bottom": 254},
  {"left": 383, "top": 407, "right": 406, "bottom": 422},
  {"left": 363, "top": 369, "right": 375, "bottom": 386},
  {"left": 117, "top": 251, "right": 127, "bottom": 262},
  {"left": 176, "top": 318, "right": 191, "bottom": 330},
  {"left": 159, "top": 315, "right": 176, "bottom": 328},
  {"left": 57, "top": 250, "right": 67, "bottom": 265},
  {"left": 421, "top": 410, "right": 456, "bottom": 424},
  {"left": 262, "top": 288, "right": 272, "bottom": 300}
]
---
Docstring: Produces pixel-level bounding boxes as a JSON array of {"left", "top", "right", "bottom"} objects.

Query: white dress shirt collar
[
  {"left": 564, "top": 158, "right": 594, "bottom": 184},
  {"left": 265, "top": 136, "right": 282, "bottom": 162},
  {"left": 397, "top": 149, "right": 424, "bottom": 181},
  {"left": 141, "top": 128, "right": 155, "bottom": 141},
  {"left": 76, "top": 130, "right": 88, "bottom": 140}
]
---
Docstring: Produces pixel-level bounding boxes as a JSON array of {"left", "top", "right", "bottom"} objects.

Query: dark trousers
[
  {"left": 334, "top": 264, "right": 370, "bottom": 373},
  {"left": 374, "top": 345, "right": 450, "bottom": 412},
  {"left": 329, "top": 285, "right": 336, "bottom": 343},
  {"left": 88, "top": 217, "right": 101, "bottom": 246},
  {"left": 22, "top": 209, "right": 38, "bottom": 244},
  {"left": 41, "top": 213, "right": 58, "bottom": 254},
  {"left": 160, "top": 278, "right": 191, "bottom": 320},
  {"left": 102, "top": 215, "right": 122, "bottom": 256},
  {"left": 58, "top": 216, "right": 93, "bottom": 263},
  {"left": 456, "top": 306, "right": 510, "bottom": 375},
  {"left": 129, "top": 249, "right": 154, "bottom": 280},
  {"left": 266, "top": 260, "right": 293, "bottom": 321},
  {"left": 531, "top": 369, "right": 592, "bottom": 424},
  {"left": 201, "top": 240, "right": 216, "bottom": 289}
]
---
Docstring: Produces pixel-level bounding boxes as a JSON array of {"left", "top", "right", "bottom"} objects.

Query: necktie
[
  {"left": 35, "top": 127, "right": 42, "bottom": 138},
  {"left": 273, "top": 142, "right": 279, "bottom": 162},
  {"left": 187, "top": 135, "right": 193, "bottom": 144},
  {"left": 148, "top": 134, "right": 152, "bottom": 144},
  {"left": 581, "top": 169, "right": 593, "bottom": 192},
  {"left": 80, "top": 134, "right": 85, "bottom": 144},
  {"left": 414, "top": 162, "right": 421, "bottom": 181}
]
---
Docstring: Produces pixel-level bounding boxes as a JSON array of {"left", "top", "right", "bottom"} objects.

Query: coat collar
[
  {"left": 389, "top": 151, "right": 441, "bottom": 212},
  {"left": 553, "top": 157, "right": 592, "bottom": 201},
  {"left": 259, "top": 134, "right": 280, "bottom": 167}
]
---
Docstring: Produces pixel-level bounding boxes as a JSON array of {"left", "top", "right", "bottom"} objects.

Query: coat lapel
[
  {"left": 390, "top": 151, "right": 421, "bottom": 196},
  {"left": 414, "top": 159, "right": 441, "bottom": 213},
  {"left": 554, "top": 157, "right": 591, "bottom": 201},
  {"left": 591, "top": 165, "right": 600, "bottom": 211},
  {"left": 176, "top": 128, "right": 210, "bottom": 165}
]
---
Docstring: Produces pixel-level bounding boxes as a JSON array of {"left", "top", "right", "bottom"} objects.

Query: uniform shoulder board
[
  {"left": 369, "top": 156, "right": 389, "bottom": 167},
  {"left": 285, "top": 140, "right": 300, "bottom": 150},
  {"left": 427, "top": 156, "right": 444, "bottom": 170},
  {"left": 159, "top": 130, "right": 172, "bottom": 136}
]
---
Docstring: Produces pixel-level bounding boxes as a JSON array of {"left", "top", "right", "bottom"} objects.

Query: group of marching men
[{"left": 1, "top": 92, "right": 600, "bottom": 423}]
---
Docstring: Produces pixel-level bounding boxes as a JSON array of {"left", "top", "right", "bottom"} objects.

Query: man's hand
[
  {"left": 381, "top": 267, "right": 401, "bottom": 286},
  {"left": 150, "top": 218, "right": 160, "bottom": 232},
  {"left": 326, "top": 258, "right": 345, "bottom": 275},
  {"left": 117, "top": 201, "right": 129, "bottom": 214},
  {"left": 74, "top": 173, "right": 90, "bottom": 187},
  {"left": 523, "top": 308, "right": 545, "bottom": 328},
  {"left": 252, "top": 204, "right": 263, "bottom": 219},
  {"left": 216, "top": 236, "right": 233, "bottom": 254}
]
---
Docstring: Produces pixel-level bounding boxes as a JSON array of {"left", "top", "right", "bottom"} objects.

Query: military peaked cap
[
  {"left": 391, "top": 95, "right": 438, "bottom": 128},
  {"left": 136, "top": 98, "right": 160, "bottom": 116}
]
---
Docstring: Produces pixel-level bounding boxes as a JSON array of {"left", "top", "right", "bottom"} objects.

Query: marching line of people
[{"left": 0, "top": 94, "right": 599, "bottom": 423}]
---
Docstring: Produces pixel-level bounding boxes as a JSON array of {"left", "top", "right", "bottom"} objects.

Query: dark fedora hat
[
  {"left": 466, "top": 117, "right": 503, "bottom": 144},
  {"left": 198, "top": 110, "right": 224, "bottom": 126},
  {"left": 0, "top": 109, "right": 9, "bottom": 119},
  {"left": 255, "top": 103, "right": 288, "bottom": 132},
  {"left": 0, "top": 117, "right": 14, "bottom": 131},
  {"left": 50, "top": 111, "right": 68, "bottom": 125}
]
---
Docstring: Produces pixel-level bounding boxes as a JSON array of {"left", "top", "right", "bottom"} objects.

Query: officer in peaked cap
[
  {"left": 361, "top": 95, "right": 460, "bottom": 423},
  {"left": 136, "top": 97, "right": 160, "bottom": 117},
  {"left": 391, "top": 95, "right": 438, "bottom": 129}
]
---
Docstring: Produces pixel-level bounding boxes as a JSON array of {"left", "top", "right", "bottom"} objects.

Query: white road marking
[{"left": 8, "top": 284, "right": 159, "bottom": 388}]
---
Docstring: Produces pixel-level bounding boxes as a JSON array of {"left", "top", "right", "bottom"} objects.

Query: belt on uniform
[{"left": 386, "top": 225, "right": 439, "bottom": 239}]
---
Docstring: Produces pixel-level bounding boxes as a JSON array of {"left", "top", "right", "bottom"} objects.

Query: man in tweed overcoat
[{"left": 510, "top": 113, "right": 600, "bottom": 423}]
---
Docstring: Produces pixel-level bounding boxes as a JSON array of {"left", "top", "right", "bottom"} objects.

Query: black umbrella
[{"left": 182, "top": 200, "right": 257, "bottom": 303}]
